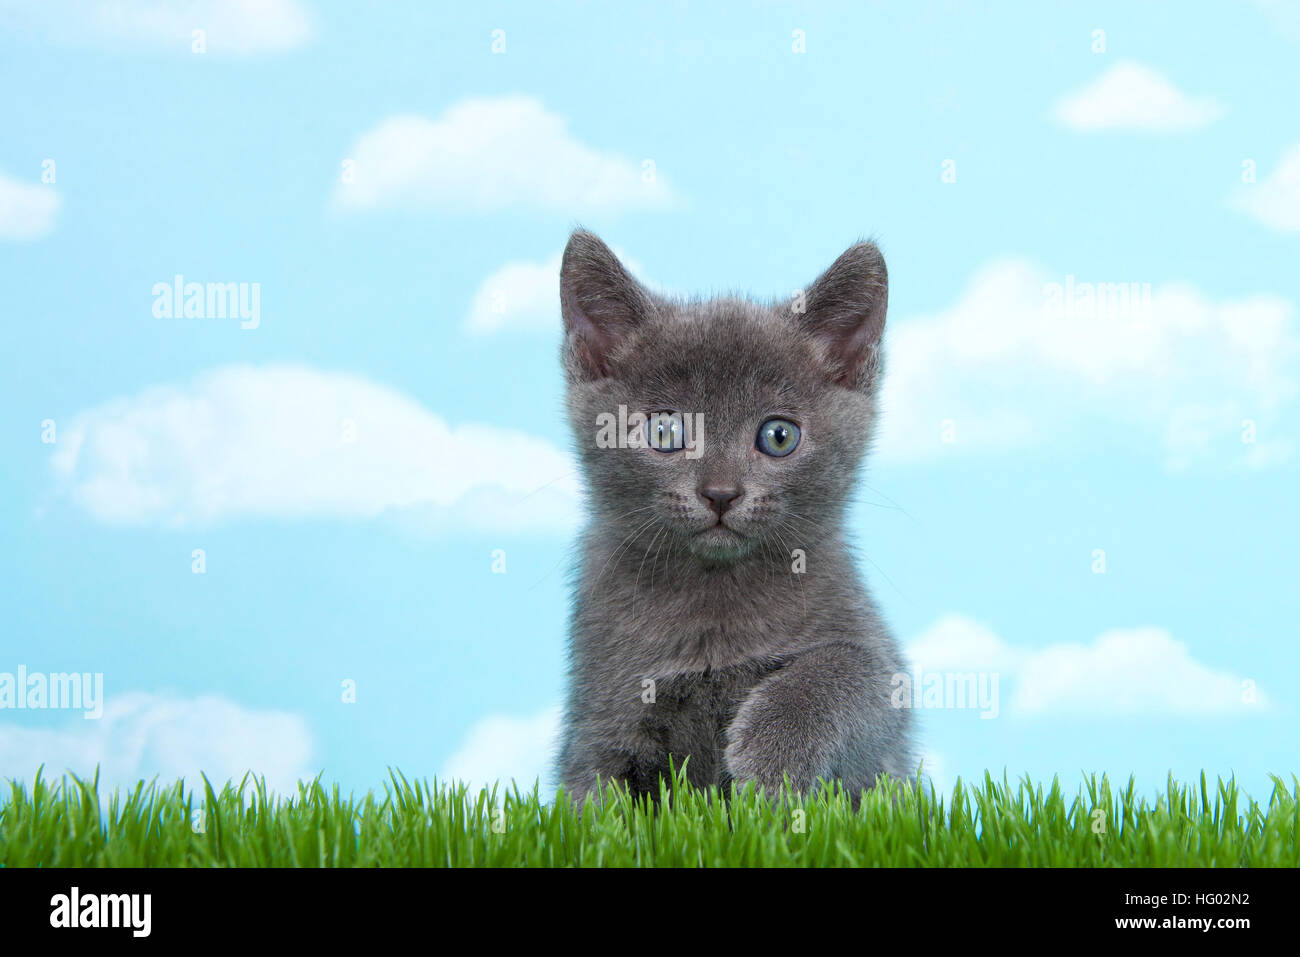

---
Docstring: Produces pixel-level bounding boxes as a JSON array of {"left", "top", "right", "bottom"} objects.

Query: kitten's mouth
[
  {"left": 700, "top": 522, "right": 740, "bottom": 539},
  {"left": 688, "top": 522, "right": 753, "bottom": 561}
]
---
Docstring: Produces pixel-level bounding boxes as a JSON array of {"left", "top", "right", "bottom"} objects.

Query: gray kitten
[{"left": 556, "top": 230, "right": 914, "bottom": 803}]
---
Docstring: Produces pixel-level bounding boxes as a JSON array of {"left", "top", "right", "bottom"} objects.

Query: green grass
[{"left": 2, "top": 767, "right": 1297, "bottom": 867}]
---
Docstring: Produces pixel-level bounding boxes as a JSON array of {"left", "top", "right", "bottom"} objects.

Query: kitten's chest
[
  {"left": 596, "top": 575, "right": 806, "bottom": 673},
  {"left": 634, "top": 662, "right": 775, "bottom": 751}
]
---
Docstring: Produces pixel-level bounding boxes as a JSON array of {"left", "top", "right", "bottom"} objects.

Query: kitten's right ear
[
  {"left": 796, "top": 241, "right": 889, "bottom": 390},
  {"left": 560, "top": 230, "right": 655, "bottom": 380}
]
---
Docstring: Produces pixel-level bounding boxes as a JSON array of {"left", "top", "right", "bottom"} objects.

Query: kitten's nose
[{"left": 699, "top": 484, "right": 743, "bottom": 516}]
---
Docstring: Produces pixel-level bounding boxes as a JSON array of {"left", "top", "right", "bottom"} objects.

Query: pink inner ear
[
  {"left": 577, "top": 328, "right": 612, "bottom": 378},
  {"left": 568, "top": 304, "right": 616, "bottom": 378},
  {"left": 798, "top": 241, "right": 888, "bottom": 387},
  {"left": 826, "top": 305, "right": 885, "bottom": 386}
]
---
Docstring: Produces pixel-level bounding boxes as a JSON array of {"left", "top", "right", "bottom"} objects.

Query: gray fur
[{"left": 556, "top": 229, "right": 914, "bottom": 803}]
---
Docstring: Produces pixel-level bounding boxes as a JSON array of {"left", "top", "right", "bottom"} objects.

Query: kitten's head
[{"left": 561, "top": 230, "right": 887, "bottom": 565}]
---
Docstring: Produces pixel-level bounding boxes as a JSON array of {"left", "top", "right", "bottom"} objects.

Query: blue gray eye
[
  {"left": 647, "top": 412, "right": 684, "bottom": 452},
  {"left": 756, "top": 418, "right": 800, "bottom": 457}
]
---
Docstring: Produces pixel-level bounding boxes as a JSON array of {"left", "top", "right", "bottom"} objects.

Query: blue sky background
[{"left": 1, "top": 0, "right": 1297, "bottom": 802}]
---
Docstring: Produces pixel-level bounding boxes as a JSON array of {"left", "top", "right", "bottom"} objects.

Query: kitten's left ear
[
  {"left": 795, "top": 242, "right": 888, "bottom": 389},
  {"left": 560, "top": 229, "right": 657, "bottom": 381}
]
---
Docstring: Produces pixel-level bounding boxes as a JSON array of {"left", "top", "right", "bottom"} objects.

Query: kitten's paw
[{"left": 723, "top": 695, "right": 829, "bottom": 796}]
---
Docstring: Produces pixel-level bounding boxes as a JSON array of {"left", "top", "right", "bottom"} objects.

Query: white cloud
[
  {"left": 0, "top": 692, "right": 316, "bottom": 797},
  {"left": 50, "top": 363, "right": 581, "bottom": 532},
  {"left": 0, "top": 0, "right": 314, "bottom": 55},
  {"left": 0, "top": 170, "right": 60, "bottom": 241},
  {"left": 1013, "top": 629, "right": 1262, "bottom": 717},
  {"left": 463, "top": 248, "right": 652, "bottom": 336},
  {"left": 906, "top": 614, "right": 1266, "bottom": 717},
  {"left": 465, "top": 253, "right": 563, "bottom": 336},
  {"left": 335, "top": 97, "right": 676, "bottom": 214},
  {"left": 441, "top": 704, "right": 561, "bottom": 795},
  {"left": 1231, "top": 142, "right": 1300, "bottom": 232},
  {"left": 876, "top": 261, "right": 1298, "bottom": 468},
  {"left": 908, "top": 614, "right": 1025, "bottom": 674},
  {"left": 1052, "top": 61, "right": 1223, "bottom": 131}
]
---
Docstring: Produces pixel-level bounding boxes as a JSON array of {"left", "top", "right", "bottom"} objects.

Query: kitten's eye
[
  {"left": 646, "top": 411, "right": 685, "bottom": 453},
  {"left": 756, "top": 418, "right": 801, "bottom": 457}
]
